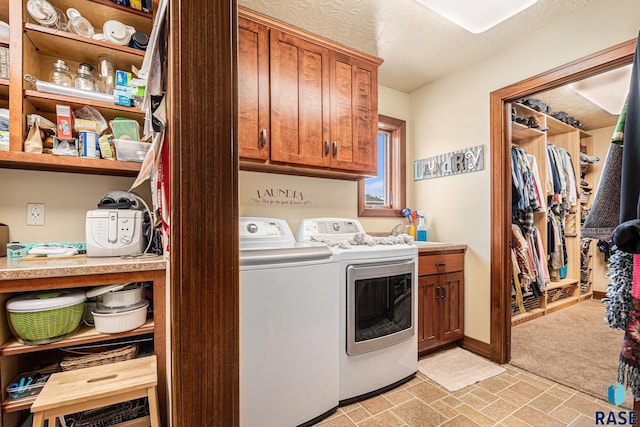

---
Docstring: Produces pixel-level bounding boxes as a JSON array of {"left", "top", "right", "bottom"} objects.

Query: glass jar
[
  {"left": 49, "top": 59, "right": 73, "bottom": 87},
  {"left": 74, "top": 63, "right": 96, "bottom": 92},
  {"left": 96, "top": 55, "right": 115, "bottom": 94}
]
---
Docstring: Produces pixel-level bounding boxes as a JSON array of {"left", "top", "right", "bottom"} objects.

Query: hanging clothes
[
  {"left": 512, "top": 147, "right": 545, "bottom": 233},
  {"left": 606, "top": 30, "right": 640, "bottom": 401},
  {"left": 511, "top": 224, "right": 544, "bottom": 297}
]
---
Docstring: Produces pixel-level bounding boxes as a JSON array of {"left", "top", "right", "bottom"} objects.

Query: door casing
[{"left": 489, "top": 38, "right": 637, "bottom": 364}]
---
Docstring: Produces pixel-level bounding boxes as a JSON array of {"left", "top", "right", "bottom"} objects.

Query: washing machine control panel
[
  {"left": 296, "top": 218, "right": 365, "bottom": 241},
  {"left": 239, "top": 217, "right": 295, "bottom": 246}
]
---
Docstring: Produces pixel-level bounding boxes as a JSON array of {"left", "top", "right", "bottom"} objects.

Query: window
[{"left": 358, "top": 114, "right": 406, "bottom": 217}]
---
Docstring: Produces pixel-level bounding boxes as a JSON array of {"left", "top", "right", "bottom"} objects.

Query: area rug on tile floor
[
  {"left": 510, "top": 299, "right": 633, "bottom": 408},
  {"left": 417, "top": 347, "right": 505, "bottom": 392}
]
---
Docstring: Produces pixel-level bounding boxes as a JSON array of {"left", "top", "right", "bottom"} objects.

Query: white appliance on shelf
[
  {"left": 239, "top": 217, "right": 339, "bottom": 427},
  {"left": 85, "top": 209, "right": 146, "bottom": 257},
  {"left": 296, "top": 218, "right": 418, "bottom": 403}
]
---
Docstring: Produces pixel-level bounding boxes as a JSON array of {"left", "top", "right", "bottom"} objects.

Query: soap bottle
[
  {"left": 416, "top": 211, "right": 427, "bottom": 242},
  {"left": 407, "top": 223, "right": 416, "bottom": 239}
]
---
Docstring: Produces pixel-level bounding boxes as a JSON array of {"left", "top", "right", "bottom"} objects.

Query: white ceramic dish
[
  {"left": 91, "top": 300, "right": 148, "bottom": 334},
  {"left": 102, "top": 283, "right": 144, "bottom": 308}
]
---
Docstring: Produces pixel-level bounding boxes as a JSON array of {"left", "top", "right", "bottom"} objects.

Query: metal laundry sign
[{"left": 413, "top": 145, "right": 484, "bottom": 181}]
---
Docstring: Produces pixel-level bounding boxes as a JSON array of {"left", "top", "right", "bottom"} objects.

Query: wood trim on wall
[
  {"left": 461, "top": 336, "right": 492, "bottom": 360},
  {"left": 489, "top": 38, "right": 637, "bottom": 365},
  {"left": 170, "top": 0, "right": 239, "bottom": 425}
]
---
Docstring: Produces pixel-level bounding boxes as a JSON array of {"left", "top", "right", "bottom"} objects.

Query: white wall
[
  {"left": 239, "top": 85, "right": 412, "bottom": 233},
  {"left": 0, "top": 169, "right": 144, "bottom": 243},
  {"left": 587, "top": 125, "right": 616, "bottom": 293},
  {"left": 409, "top": 0, "right": 640, "bottom": 343}
]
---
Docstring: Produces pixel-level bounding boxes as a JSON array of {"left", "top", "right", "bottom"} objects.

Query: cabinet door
[
  {"left": 329, "top": 52, "right": 378, "bottom": 174},
  {"left": 440, "top": 271, "right": 464, "bottom": 343},
  {"left": 269, "top": 29, "right": 331, "bottom": 167},
  {"left": 418, "top": 275, "right": 439, "bottom": 352},
  {"left": 238, "top": 18, "right": 270, "bottom": 161}
]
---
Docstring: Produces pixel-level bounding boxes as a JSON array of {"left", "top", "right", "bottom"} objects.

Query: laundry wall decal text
[
  {"left": 413, "top": 145, "right": 484, "bottom": 181},
  {"left": 249, "top": 187, "right": 312, "bottom": 207}
]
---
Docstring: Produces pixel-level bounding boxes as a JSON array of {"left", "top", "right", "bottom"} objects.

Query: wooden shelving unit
[
  {"left": 0, "top": 260, "right": 167, "bottom": 427},
  {"left": 0, "top": 320, "right": 154, "bottom": 357},
  {"left": 0, "top": 151, "right": 140, "bottom": 176},
  {"left": 0, "top": 0, "right": 164, "bottom": 423},
  {"left": 511, "top": 103, "right": 585, "bottom": 325}
]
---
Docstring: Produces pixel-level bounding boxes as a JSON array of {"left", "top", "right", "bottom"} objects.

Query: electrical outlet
[{"left": 27, "top": 203, "right": 45, "bottom": 226}]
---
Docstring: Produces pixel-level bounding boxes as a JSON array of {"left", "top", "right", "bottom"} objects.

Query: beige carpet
[
  {"left": 418, "top": 347, "right": 505, "bottom": 392},
  {"left": 510, "top": 299, "right": 633, "bottom": 408}
]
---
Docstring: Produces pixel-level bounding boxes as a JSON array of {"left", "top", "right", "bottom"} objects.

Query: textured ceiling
[
  {"left": 239, "top": 0, "right": 599, "bottom": 93},
  {"left": 533, "top": 87, "right": 619, "bottom": 131},
  {"left": 239, "top": 0, "right": 621, "bottom": 129}
]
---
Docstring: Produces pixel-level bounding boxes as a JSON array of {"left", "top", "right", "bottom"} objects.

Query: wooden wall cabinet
[
  {"left": 418, "top": 250, "right": 465, "bottom": 355},
  {"left": 238, "top": 8, "right": 382, "bottom": 180}
]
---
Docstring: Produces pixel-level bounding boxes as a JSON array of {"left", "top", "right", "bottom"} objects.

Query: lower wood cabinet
[{"left": 418, "top": 250, "right": 465, "bottom": 355}]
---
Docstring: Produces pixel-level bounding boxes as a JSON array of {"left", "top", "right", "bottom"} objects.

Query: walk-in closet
[{"left": 508, "top": 64, "right": 629, "bottom": 402}]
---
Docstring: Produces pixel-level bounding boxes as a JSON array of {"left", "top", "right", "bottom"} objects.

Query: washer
[
  {"left": 239, "top": 217, "right": 339, "bottom": 427},
  {"left": 296, "top": 218, "right": 418, "bottom": 403}
]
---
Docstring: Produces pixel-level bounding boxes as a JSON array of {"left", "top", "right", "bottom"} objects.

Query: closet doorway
[{"left": 488, "top": 38, "right": 637, "bottom": 365}]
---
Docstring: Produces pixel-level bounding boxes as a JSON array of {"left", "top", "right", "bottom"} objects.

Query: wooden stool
[{"left": 31, "top": 355, "right": 160, "bottom": 427}]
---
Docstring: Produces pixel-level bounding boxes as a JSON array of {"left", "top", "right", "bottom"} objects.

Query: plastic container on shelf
[
  {"left": 110, "top": 119, "right": 140, "bottom": 140},
  {"left": 113, "top": 139, "right": 151, "bottom": 162},
  {"left": 5, "top": 367, "right": 58, "bottom": 401},
  {"left": 6, "top": 290, "right": 86, "bottom": 345}
]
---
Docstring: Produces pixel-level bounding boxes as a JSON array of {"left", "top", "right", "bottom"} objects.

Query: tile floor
[{"left": 315, "top": 365, "right": 622, "bottom": 427}]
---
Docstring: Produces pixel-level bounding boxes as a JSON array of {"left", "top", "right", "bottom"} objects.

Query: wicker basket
[{"left": 60, "top": 344, "right": 138, "bottom": 371}]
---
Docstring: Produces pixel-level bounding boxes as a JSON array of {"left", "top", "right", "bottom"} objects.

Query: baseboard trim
[
  {"left": 461, "top": 336, "right": 491, "bottom": 359},
  {"left": 593, "top": 291, "right": 606, "bottom": 300}
]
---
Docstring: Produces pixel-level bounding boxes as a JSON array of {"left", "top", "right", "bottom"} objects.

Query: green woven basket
[{"left": 6, "top": 290, "right": 86, "bottom": 344}]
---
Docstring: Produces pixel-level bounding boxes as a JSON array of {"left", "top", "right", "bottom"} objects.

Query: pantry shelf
[
  {"left": 24, "top": 24, "right": 145, "bottom": 70},
  {"left": 88, "top": 0, "right": 154, "bottom": 18},
  {"left": 0, "top": 320, "right": 154, "bottom": 357},
  {"left": 0, "top": 151, "right": 141, "bottom": 176},
  {"left": 25, "top": 90, "right": 143, "bottom": 121}
]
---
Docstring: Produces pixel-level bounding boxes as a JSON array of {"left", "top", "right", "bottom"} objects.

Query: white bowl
[
  {"left": 102, "top": 283, "right": 144, "bottom": 308},
  {"left": 92, "top": 301, "right": 148, "bottom": 334}
]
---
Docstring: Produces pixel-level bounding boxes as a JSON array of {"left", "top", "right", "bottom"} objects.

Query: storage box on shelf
[
  {"left": 0, "top": 257, "right": 166, "bottom": 427},
  {"left": 511, "top": 102, "right": 584, "bottom": 324},
  {"left": 1, "top": 0, "right": 154, "bottom": 176}
]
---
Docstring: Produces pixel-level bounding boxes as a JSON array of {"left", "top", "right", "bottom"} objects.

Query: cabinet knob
[
  {"left": 435, "top": 286, "right": 440, "bottom": 300},
  {"left": 436, "top": 263, "right": 446, "bottom": 268},
  {"left": 325, "top": 140, "right": 330, "bottom": 156},
  {"left": 260, "top": 129, "right": 267, "bottom": 147},
  {"left": 333, "top": 141, "right": 338, "bottom": 156},
  {"left": 442, "top": 285, "right": 447, "bottom": 300}
]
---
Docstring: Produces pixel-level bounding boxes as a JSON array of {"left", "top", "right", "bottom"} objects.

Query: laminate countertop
[
  {"left": 0, "top": 255, "right": 166, "bottom": 280},
  {"left": 414, "top": 242, "right": 467, "bottom": 253}
]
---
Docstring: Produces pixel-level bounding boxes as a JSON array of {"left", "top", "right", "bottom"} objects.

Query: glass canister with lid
[
  {"left": 49, "top": 59, "right": 73, "bottom": 87},
  {"left": 74, "top": 62, "right": 96, "bottom": 91}
]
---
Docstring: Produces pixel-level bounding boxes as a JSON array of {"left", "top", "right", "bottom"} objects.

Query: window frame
[{"left": 358, "top": 114, "right": 406, "bottom": 217}]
